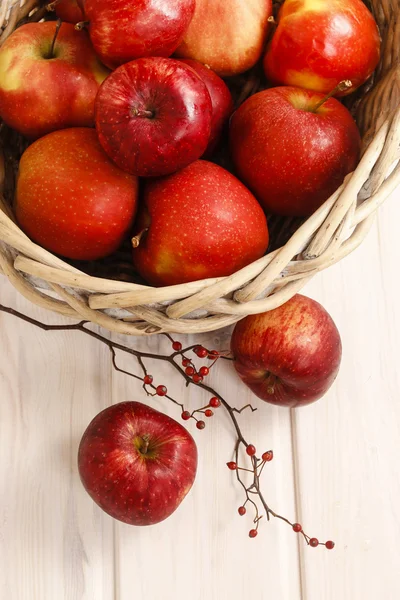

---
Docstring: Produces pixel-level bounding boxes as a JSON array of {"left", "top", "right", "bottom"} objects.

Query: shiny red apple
[
  {"left": 231, "top": 294, "right": 342, "bottom": 408},
  {"left": 230, "top": 86, "right": 361, "bottom": 216},
  {"left": 175, "top": 0, "right": 273, "bottom": 76},
  {"left": 0, "top": 22, "right": 108, "bottom": 139},
  {"left": 55, "top": 0, "right": 85, "bottom": 23},
  {"left": 95, "top": 57, "right": 212, "bottom": 177},
  {"left": 178, "top": 59, "right": 233, "bottom": 155},
  {"left": 15, "top": 128, "right": 138, "bottom": 260},
  {"left": 264, "top": 0, "right": 381, "bottom": 95},
  {"left": 83, "top": 0, "right": 195, "bottom": 69},
  {"left": 78, "top": 402, "right": 198, "bottom": 526},
  {"left": 131, "top": 160, "right": 269, "bottom": 286}
]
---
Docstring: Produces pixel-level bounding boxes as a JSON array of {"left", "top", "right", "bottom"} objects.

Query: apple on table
[
  {"left": 231, "top": 294, "right": 342, "bottom": 408},
  {"left": 78, "top": 402, "right": 198, "bottom": 526}
]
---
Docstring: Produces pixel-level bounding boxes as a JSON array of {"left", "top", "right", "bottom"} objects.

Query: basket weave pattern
[{"left": 0, "top": 0, "right": 399, "bottom": 335}]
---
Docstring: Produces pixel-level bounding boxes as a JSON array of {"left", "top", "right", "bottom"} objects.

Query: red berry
[
  {"left": 199, "top": 366, "right": 209, "bottom": 377},
  {"left": 156, "top": 385, "right": 167, "bottom": 396},
  {"left": 196, "top": 420, "right": 205, "bottom": 430},
  {"left": 195, "top": 346, "right": 208, "bottom": 358},
  {"left": 246, "top": 444, "right": 256, "bottom": 456},
  {"left": 293, "top": 523, "right": 302, "bottom": 533},
  {"left": 208, "top": 350, "right": 219, "bottom": 359},
  {"left": 249, "top": 529, "right": 258, "bottom": 538},
  {"left": 227, "top": 462, "right": 237, "bottom": 470},
  {"left": 143, "top": 375, "right": 153, "bottom": 385},
  {"left": 182, "top": 358, "right": 191, "bottom": 367},
  {"left": 309, "top": 538, "right": 319, "bottom": 548},
  {"left": 181, "top": 411, "right": 191, "bottom": 421},
  {"left": 172, "top": 341, "right": 182, "bottom": 351},
  {"left": 325, "top": 541, "right": 335, "bottom": 550},
  {"left": 262, "top": 450, "right": 274, "bottom": 462},
  {"left": 238, "top": 506, "right": 246, "bottom": 516},
  {"left": 209, "top": 397, "right": 221, "bottom": 408},
  {"left": 185, "top": 366, "right": 195, "bottom": 376},
  {"left": 205, "top": 409, "right": 213, "bottom": 418},
  {"left": 193, "top": 374, "right": 203, "bottom": 383}
]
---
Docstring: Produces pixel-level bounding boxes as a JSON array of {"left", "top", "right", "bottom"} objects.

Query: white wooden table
[{"left": 1, "top": 187, "right": 400, "bottom": 600}]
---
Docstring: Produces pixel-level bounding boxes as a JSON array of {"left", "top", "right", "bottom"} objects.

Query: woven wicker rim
[{"left": 0, "top": 0, "right": 399, "bottom": 335}]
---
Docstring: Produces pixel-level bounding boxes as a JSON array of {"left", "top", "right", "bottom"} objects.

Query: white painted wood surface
[{"left": 1, "top": 185, "right": 400, "bottom": 599}]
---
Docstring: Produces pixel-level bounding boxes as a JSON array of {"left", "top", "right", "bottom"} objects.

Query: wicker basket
[{"left": 0, "top": 0, "right": 399, "bottom": 335}]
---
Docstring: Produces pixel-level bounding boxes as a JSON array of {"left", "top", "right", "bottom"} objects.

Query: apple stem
[
  {"left": 140, "top": 434, "right": 151, "bottom": 455},
  {"left": 49, "top": 19, "right": 62, "bottom": 59},
  {"left": 131, "top": 229, "right": 148, "bottom": 249},
  {"left": 75, "top": 21, "right": 90, "bottom": 31},
  {"left": 132, "top": 108, "right": 155, "bottom": 119},
  {"left": 311, "top": 80, "right": 353, "bottom": 112}
]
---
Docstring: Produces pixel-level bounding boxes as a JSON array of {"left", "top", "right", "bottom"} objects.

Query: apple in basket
[
  {"left": 175, "top": 0, "right": 273, "bottom": 76},
  {"left": 264, "top": 0, "right": 381, "bottom": 95},
  {"left": 54, "top": 0, "right": 85, "bottom": 23},
  {"left": 231, "top": 295, "right": 342, "bottom": 408},
  {"left": 95, "top": 57, "right": 212, "bottom": 177},
  {"left": 0, "top": 22, "right": 108, "bottom": 139},
  {"left": 15, "top": 128, "right": 138, "bottom": 260},
  {"left": 177, "top": 59, "right": 233, "bottom": 155},
  {"left": 230, "top": 85, "right": 361, "bottom": 216},
  {"left": 82, "top": 0, "right": 196, "bottom": 69},
  {"left": 78, "top": 402, "right": 198, "bottom": 525},
  {"left": 131, "top": 160, "right": 270, "bottom": 286}
]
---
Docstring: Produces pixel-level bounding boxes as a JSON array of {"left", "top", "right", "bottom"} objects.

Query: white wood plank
[
  {"left": 294, "top": 187, "right": 400, "bottom": 599},
  {"left": 111, "top": 330, "right": 302, "bottom": 600},
  {"left": 0, "top": 280, "right": 115, "bottom": 600}
]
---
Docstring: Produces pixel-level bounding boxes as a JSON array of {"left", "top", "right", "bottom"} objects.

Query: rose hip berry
[
  {"left": 193, "top": 374, "right": 203, "bottom": 383},
  {"left": 227, "top": 462, "right": 237, "bottom": 470},
  {"left": 172, "top": 341, "right": 182, "bottom": 351},
  {"left": 205, "top": 409, "right": 213, "bottom": 417},
  {"left": 309, "top": 538, "right": 319, "bottom": 548},
  {"left": 156, "top": 385, "right": 167, "bottom": 396},
  {"left": 195, "top": 346, "right": 208, "bottom": 358},
  {"left": 182, "top": 358, "right": 191, "bottom": 367},
  {"left": 143, "top": 375, "right": 153, "bottom": 385},
  {"left": 238, "top": 506, "right": 246, "bottom": 516},
  {"left": 249, "top": 529, "right": 258, "bottom": 538},
  {"left": 325, "top": 541, "right": 335, "bottom": 550},
  {"left": 199, "top": 366, "right": 209, "bottom": 377},
  {"left": 185, "top": 366, "right": 195, "bottom": 376},
  {"left": 196, "top": 420, "right": 206, "bottom": 430},
  {"left": 246, "top": 444, "right": 256, "bottom": 456},
  {"left": 209, "top": 397, "right": 221, "bottom": 408},
  {"left": 181, "top": 411, "right": 191, "bottom": 421},
  {"left": 262, "top": 451, "right": 274, "bottom": 462},
  {"left": 293, "top": 523, "right": 302, "bottom": 533}
]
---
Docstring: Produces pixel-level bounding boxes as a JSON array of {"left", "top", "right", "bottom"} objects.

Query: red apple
[
  {"left": 230, "top": 86, "right": 361, "bottom": 217},
  {"left": 178, "top": 59, "right": 233, "bottom": 155},
  {"left": 264, "top": 0, "right": 381, "bottom": 95},
  {"left": 95, "top": 57, "right": 212, "bottom": 177},
  {"left": 131, "top": 160, "right": 269, "bottom": 286},
  {"left": 0, "top": 22, "right": 109, "bottom": 139},
  {"left": 231, "top": 295, "right": 342, "bottom": 408},
  {"left": 78, "top": 402, "right": 198, "bottom": 526},
  {"left": 55, "top": 0, "right": 85, "bottom": 23},
  {"left": 15, "top": 128, "right": 138, "bottom": 260},
  {"left": 175, "top": 0, "right": 273, "bottom": 76},
  {"left": 83, "top": 0, "right": 196, "bottom": 69}
]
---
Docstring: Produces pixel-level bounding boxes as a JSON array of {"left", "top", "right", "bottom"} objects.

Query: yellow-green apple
[
  {"left": 230, "top": 86, "right": 361, "bottom": 216},
  {"left": 78, "top": 402, "right": 198, "bottom": 526},
  {"left": 175, "top": 0, "right": 273, "bottom": 76},
  {"left": 231, "top": 295, "right": 342, "bottom": 408},
  {"left": 178, "top": 59, "right": 233, "bottom": 155},
  {"left": 55, "top": 0, "right": 85, "bottom": 23},
  {"left": 0, "top": 22, "right": 108, "bottom": 139},
  {"left": 131, "top": 160, "right": 269, "bottom": 286},
  {"left": 15, "top": 128, "right": 138, "bottom": 260},
  {"left": 95, "top": 57, "right": 212, "bottom": 177},
  {"left": 82, "top": 0, "right": 196, "bottom": 69},
  {"left": 264, "top": 0, "right": 381, "bottom": 95}
]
